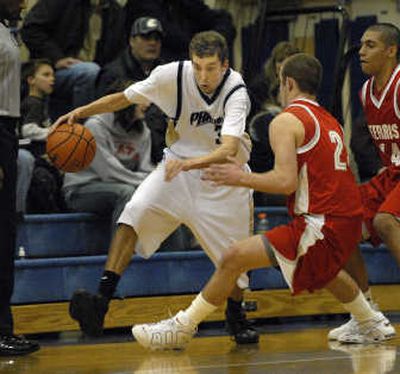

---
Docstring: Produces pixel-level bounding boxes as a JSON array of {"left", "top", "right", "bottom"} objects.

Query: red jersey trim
[
  {"left": 369, "top": 64, "right": 400, "bottom": 109},
  {"left": 286, "top": 102, "right": 321, "bottom": 154}
]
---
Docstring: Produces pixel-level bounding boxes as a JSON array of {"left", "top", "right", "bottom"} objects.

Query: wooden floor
[{"left": 1, "top": 321, "right": 399, "bottom": 373}]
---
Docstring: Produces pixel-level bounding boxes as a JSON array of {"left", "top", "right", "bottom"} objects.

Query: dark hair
[
  {"left": 366, "top": 23, "right": 400, "bottom": 60},
  {"left": 281, "top": 53, "right": 322, "bottom": 96},
  {"left": 189, "top": 31, "right": 228, "bottom": 62},
  {"left": 20, "top": 59, "right": 53, "bottom": 99},
  {"left": 264, "top": 41, "right": 300, "bottom": 105},
  {"left": 108, "top": 79, "right": 144, "bottom": 134},
  {"left": 21, "top": 58, "right": 53, "bottom": 82}
]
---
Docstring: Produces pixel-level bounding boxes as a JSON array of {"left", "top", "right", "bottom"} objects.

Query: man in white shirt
[{"left": 56, "top": 31, "right": 258, "bottom": 345}]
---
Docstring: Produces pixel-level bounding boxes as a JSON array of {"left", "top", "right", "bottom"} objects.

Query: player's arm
[
  {"left": 203, "top": 113, "right": 304, "bottom": 195},
  {"left": 186, "top": 135, "right": 240, "bottom": 170},
  {"left": 53, "top": 93, "right": 132, "bottom": 126},
  {"left": 164, "top": 135, "right": 239, "bottom": 181}
]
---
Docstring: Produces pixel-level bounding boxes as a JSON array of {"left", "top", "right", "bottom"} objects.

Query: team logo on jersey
[
  {"left": 190, "top": 111, "right": 223, "bottom": 127},
  {"left": 368, "top": 124, "right": 399, "bottom": 140}
]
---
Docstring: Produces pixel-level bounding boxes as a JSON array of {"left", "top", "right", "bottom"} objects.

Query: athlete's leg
[
  {"left": 104, "top": 223, "right": 138, "bottom": 274},
  {"left": 131, "top": 235, "right": 271, "bottom": 350},
  {"left": 374, "top": 212, "right": 400, "bottom": 265},
  {"left": 187, "top": 183, "right": 256, "bottom": 343},
  {"left": 343, "top": 247, "right": 369, "bottom": 294},
  {"left": 202, "top": 235, "right": 270, "bottom": 307},
  {"left": 70, "top": 163, "right": 182, "bottom": 336}
]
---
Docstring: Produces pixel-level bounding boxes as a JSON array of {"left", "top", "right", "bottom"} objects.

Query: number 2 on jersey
[{"left": 329, "top": 130, "right": 347, "bottom": 171}]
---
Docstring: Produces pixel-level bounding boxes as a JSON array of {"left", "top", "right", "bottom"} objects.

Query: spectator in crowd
[
  {"left": 125, "top": 0, "right": 236, "bottom": 62},
  {"left": 248, "top": 41, "right": 300, "bottom": 119},
  {"left": 21, "top": 0, "right": 127, "bottom": 119},
  {"left": 0, "top": 0, "right": 40, "bottom": 356},
  {"left": 20, "top": 59, "right": 54, "bottom": 155},
  {"left": 63, "top": 81, "right": 154, "bottom": 230},
  {"left": 96, "top": 16, "right": 167, "bottom": 163},
  {"left": 20, "top": 58, "right": 65, "bottom": 213}
]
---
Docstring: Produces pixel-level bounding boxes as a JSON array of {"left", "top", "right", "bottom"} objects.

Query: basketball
[{"left": 46, "top": 123, "right": 96, "bottom": 172}]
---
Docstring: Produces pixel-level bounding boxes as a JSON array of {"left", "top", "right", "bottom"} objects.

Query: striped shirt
[{"left": 0, "top": 22, "right": 20, "bottom": 117}]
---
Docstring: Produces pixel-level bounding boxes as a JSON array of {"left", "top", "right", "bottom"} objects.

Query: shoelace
[{"left": 358, "top": 316, "right": 385, "bottom": 335}]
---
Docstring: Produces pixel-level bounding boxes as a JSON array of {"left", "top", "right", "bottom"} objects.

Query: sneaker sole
[{"left": 339, "top": 332, "right": 396, "bottom": 344}]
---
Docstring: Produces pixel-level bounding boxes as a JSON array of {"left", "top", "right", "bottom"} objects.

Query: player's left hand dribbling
[
  {"left": 53, "top": 108, "right": 83, "bottom": 128},
  {"left": 202, "top": 156, "right": 244, "bottom": 186}
]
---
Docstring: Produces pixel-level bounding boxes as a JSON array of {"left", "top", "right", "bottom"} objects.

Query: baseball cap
[{"left": 131, "top": 17, "right": 163, "bottom": 37}]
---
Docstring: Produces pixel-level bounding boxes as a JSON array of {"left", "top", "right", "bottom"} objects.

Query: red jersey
[
  {"left": 283, "top": 98, "right": 362, "bottom": 218},
  {"left": 361, "top": 64, "right": 400, "bottom": 166}
]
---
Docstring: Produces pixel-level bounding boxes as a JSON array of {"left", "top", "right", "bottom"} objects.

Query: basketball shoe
[
  {"left": 69, "top": 289, "right": 109, "bottom": 337},
  {"left": 225, "top": 298, "right": 259, "bottom": 344},
  {"left": 132, "top": 311, "right": 197, "bottom": 351},
  {"left": 328, "top": 300, "right": 395, "bottom": 341},
  {"left": 338, "top": 312, "right": 396, "bottom": 344}
]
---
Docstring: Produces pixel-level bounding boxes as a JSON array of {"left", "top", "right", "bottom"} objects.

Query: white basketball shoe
[
  {"left": 338, "top": 312, "right": 396, "bottom": 344},
  {"left": 132, "top": 311, "right": 197, "bottom": 351},
  {"left": 328, "top": 300, "right": 395, "bottom": 341}
]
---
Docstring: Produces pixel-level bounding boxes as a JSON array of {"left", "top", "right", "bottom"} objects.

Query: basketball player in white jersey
[{"left": 54, "top": 31, "right": 258, "bottom": 344}]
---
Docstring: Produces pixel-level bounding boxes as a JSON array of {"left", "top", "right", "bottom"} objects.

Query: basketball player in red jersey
[
  {"left": 131, "top": 53, "right": 393, "bottom": 350},
  {"left": 359, "top": 23, "right": 400, "bottom": 258},
  {"left": 329, "top": 23, "right": 399, "bottom": 343}
]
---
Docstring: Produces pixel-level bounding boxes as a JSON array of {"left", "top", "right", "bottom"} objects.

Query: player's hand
[
  {"left": 202, "top": 156, "right": 244, "bottom": 186},
  {"left": 52, "top": 108, "right": 83, "bottom": 129},
  {"left": 165, "top": 159, "right": 186, "bottom": 181}
]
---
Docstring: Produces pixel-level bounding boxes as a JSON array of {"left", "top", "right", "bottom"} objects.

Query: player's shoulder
[
  {"left": 271, "top": 111, "right": 303, "bottom": 131},
  {"left": 151, "top": 61, "right": 187, "bottom": 76},
  {"left": 227, "top": 68, "right": 246, "bottom": 85}
]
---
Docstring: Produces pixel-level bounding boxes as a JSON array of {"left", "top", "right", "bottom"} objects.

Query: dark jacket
[
  {"left": 21, "top": 0, "right": 126, "bottom": 66},
  {"left": 125, "top": 0, "right": 236, "bottom": 62},
  {"left": 96, "top": 48, "right": 167, "bottom": 163},
  {"left": 95, "top": 48, "right": 162, "bottom": 97}
]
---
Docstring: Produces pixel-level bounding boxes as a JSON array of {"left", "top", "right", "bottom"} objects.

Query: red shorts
[
  {"left": 359, "top": 166, "right": 400, "bottom": 246},
  {"left": 265, "top": 214, "right": 362, "bottom": 295}
]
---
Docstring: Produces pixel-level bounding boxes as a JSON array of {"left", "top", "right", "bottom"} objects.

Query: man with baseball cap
[{"left": 96, "top": 16, "right": 166, "bottom": 163}]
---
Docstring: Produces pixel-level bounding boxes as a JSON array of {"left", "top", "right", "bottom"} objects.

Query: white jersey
[{"left": 124, "top": 61, "right": 251, "bottom": 159}]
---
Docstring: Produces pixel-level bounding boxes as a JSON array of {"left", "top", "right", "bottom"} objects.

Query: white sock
[
  {"left": 342, "top": 291, "right": 378, "bottom": 322},
  {"left": 183, "top": 293, "right": 218, "bottom": 326}
]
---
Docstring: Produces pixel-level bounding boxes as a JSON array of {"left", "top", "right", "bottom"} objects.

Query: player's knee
[
  {"left": 219, "top": 243, "right": 248, "bottom": 275},
  {"left": 116, "top": 223, "right": 137, "bottom": 240},
  {"left": 373, "top": 213, "right": 398, "bottom": 236}
]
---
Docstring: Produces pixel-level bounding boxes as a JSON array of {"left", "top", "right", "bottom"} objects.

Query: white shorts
[{"left": 118, "top": 149, "right": 253, "bottom": 288}]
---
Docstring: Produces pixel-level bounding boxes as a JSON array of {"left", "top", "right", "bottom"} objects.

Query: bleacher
[{"left": 12, "top": 207, "right": 400, "bottom": 335}]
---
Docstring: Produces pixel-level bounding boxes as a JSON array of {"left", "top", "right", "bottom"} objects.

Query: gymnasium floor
[{"left": 1, "top": 315, "right": 399, "bottom": 373}]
